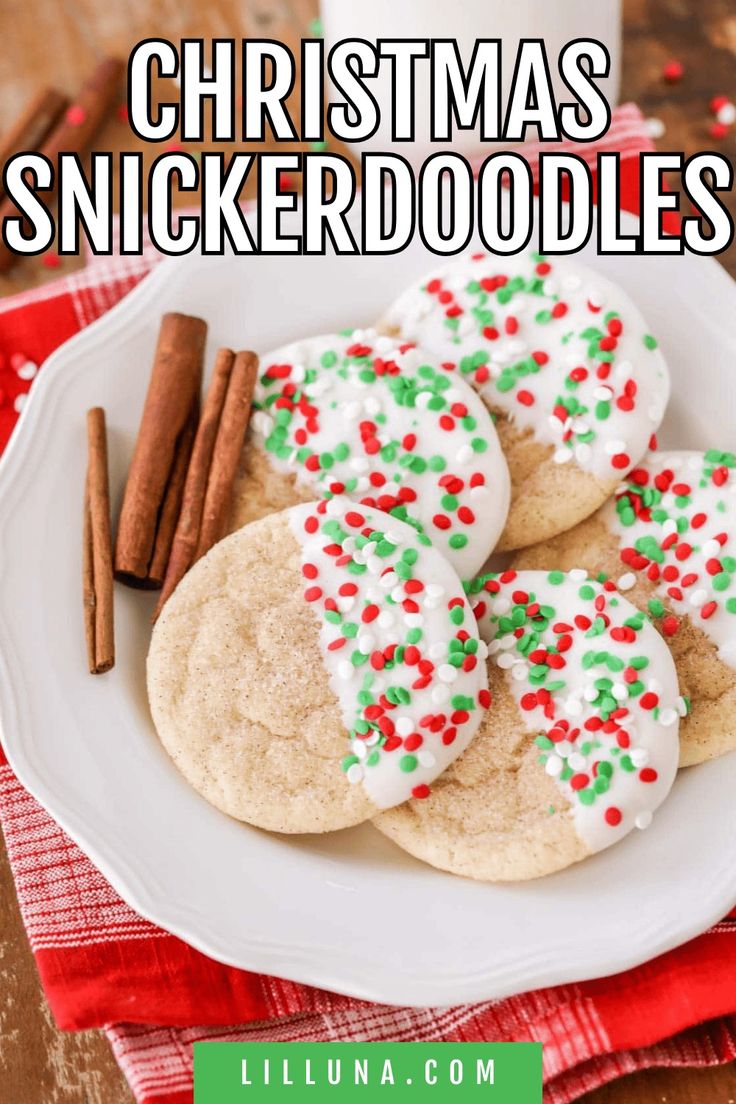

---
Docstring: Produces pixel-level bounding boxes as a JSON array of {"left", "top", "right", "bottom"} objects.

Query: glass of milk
[{"left": 320, "top": 0, "right": 622, "bottom": 161}]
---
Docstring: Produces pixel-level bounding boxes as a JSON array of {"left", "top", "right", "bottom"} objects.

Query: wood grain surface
[{"left": 1, "top": 1, "right": 735, "bottom": 1101}]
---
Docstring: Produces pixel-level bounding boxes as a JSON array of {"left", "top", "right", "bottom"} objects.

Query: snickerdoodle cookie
[
  {"left": 381, "top": 253, "right": 670, "bottom": 552},
  {"left": 513, "top": 449, "right": 736, "bottom": 766},
  {"left": 228, "top": 329, "right": 510, "bottom": 577},
  {"left": 374, "top": 570, "right": 681, "bottom": 880},
  {"left": 148, "top": 502, "right": 489, "bottom": 833}
]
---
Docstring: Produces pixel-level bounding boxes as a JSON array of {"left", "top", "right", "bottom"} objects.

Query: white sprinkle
[
  {"left": 337, "top": 661, "right": 353, "bottom": 680},
  {"left": 379, "top": 571, "right": 398, "bottom": 589},
  {"left": 415, "top": 391, "right": 432, "bottom": 409},
  {"left": 569, "top": 568, "right": 587, "bottom": 582},
  {"left": 357, "top": 632, "right": 375, "bottom": 654},
  {"left": 438, "top": 664, "right": 458, "bottom": 683},
  {"left": 617, "top": 572, "right": 636, "bottom": 591},
  {"left": 346, "top": 763, "right": 364, "bottom": 784},
  {"left": 426, "top": 583, "right": 445, "bottom": 601},
  {"left": 645, "top": 116, "right": 665, "bottom": 139},
  {"left": 251, "top": 411, "right": 273, "bottom": 436},
  {"left": 631, "top": 748, "right": 650, "bottom": 767},
  {"left": 554, "top": 447, "right": 573, "bottom": 465},
  {"left": 556, "top": 740, "right": 574, "bottom": 758},
  {"left": 431, "top": 684, "right": 450, "bottom": 704},
  {"left": 604, "top": 438, "right": 626, "bottom": 456},
  {"left": 395, "top": 716, "right": 414, "bottom": 737},
  {"left": 584, "top": 685, "right": 598, "bottom": 702},
  {"left": 564, "top": 697, "right": 583, "bottom": 716},
  {"left": 658, "top": 707, "right": 679, "bottom": 727},
  {"left": 429, "top": 641, "right": 448, "bottom": 660},
  {"left": 593, "top": 385, "right": 613, "bottom": 401},
  {"left": 717, "top": 102, "right": 736, "bottom": 125},
  {"left": 575, "top": 442, "right": 592, "bottom": 465},
  {"left": 568, "top": 752, "right": 587, "bottom": 771},
  {"left": 676, "top": 696, "right": 689, "bottom": 717},
  {"left": 612, "top": 683, "right": 628, "bottom": 701},
  {"left": 326, "top": 495, "right": 350, "bottom": 518},
  {"left": 353, "top": 740, "right": 367, "bottom": 760},
  {"left": 456, "top": 444, "right": 473, "bottom": 464},
  {"left": 662, "top": 518, "right": 678, "bottom": 539},
  {"left": 13, "top": 393, "right": 27, "bottom": 413},
  {"left": 492, "top": 597, "right": 510, "bottom": 615},
  {"left": 702, "top": 539, "right": 721, "bottom": 559},
  {"left": 470, "top": 484, "right": 489, "bottom": 499},
  {"left": 545, "top": 755, "right": 564, "bottom": 777},
  {"left": 496, "top": 652, "right": 516, "bottom": 670},
  {"left": 418, "top": 750, "right": 436, "bottom": 769},
  {"left": 377, "top": 610, "right": 395, "bottom": 629},
  {"left": 511, "top": 663, "right": 528, "bottom": 681},
  {"left": 689, "top": 588, "right": 708, "bottom": 607},
  {"left": 350, "top": 456, "right": 370, "bottom": 472},
  {"left": 15, "top": 359, "right": 38, "bottom": 381},
  {"left": 635, "top": 809, "right": 653, "bottom": 830}
]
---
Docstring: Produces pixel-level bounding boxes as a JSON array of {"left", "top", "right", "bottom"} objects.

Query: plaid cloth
[{"left": 1, "top": 105, "right": 732, "bottom": 1104}]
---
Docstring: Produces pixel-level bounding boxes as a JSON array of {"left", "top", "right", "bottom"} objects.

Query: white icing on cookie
[
  {"left": 252, "top": 329, "right": 510, "bottom": 577},
  {"left": 469, "top": 569, "right": 680, "bottom": 853},
  {"left": 289, "top": 501, "right": 489, "bottom": 809},
  {"left": 601, "top": 449, "right": 736, "bottom": 666},
  {"left": 383, "top": 253, "right": 670, "bottom": 483}
]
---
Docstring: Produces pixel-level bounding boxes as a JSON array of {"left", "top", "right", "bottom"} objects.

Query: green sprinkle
[
  {"left": 643, "top": 334, "right": 658, "bottom": 350},
  {"left": 399, "top": 754, "right": 418, "bottom": 773}
]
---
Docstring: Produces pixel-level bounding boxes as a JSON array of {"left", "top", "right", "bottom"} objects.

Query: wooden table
[{"left": 1, "top": 1, "right": 735, "bottom": 1101}]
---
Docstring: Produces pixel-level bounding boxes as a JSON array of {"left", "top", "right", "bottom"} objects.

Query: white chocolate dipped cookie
[
  {"left": 513, "top": 449, "right": 736, "bottom": 767},
  {"left": 381, "top": 253, "right": 670, "bottom": 551},
  {"left": 228, "top": 329, "right": 510, "bottom": 578},
  {"left": 374, "top": 570, "right": 681, "bottom": 881},
  {"left": 148, "top": 502, "right": 490, "bottom": 834}
]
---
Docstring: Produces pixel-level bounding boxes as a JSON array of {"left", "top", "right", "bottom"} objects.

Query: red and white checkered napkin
[{"left": 2, "top": 105, "right": 732, "bottom": 1104}]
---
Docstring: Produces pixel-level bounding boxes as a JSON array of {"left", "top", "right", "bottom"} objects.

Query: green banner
[{"left": 194, "top": 1042, "right": 542, "bottom": 1103}]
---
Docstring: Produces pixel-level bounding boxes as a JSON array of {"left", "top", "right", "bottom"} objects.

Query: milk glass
[{"left": 320, "top": 0, "right": 622, "bottom": 161}]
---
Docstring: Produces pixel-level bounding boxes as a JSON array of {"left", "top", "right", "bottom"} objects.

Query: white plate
[{"left": 2, "top": 209, "right": 736, "bottom": 1008}]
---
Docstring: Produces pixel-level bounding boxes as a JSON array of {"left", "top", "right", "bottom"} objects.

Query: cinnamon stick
[
  {"left": 84, "top": 408, "right": 115, "bottom": 674},
  {"left": 114, "top": 312, "right": 207, "bottom": 588},
  {"left": 0, "top": 57, "right": 124, "bottom": 273},
  {"left": 148, "top": 396, "right": 199, "bottom": 587},
  {"left": 154, "top": 349, "right": 235, "bottom": 619},
  {"left": 0, "top": 88, "right": 70, "bottom": 203},
  {"left": 195, "top": 351, "right": 259, "bottom": 562}
]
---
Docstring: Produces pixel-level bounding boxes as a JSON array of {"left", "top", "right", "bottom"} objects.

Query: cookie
[
  {"left": 228, "top": 329, "right": 510, "bottom": 578},
  {"left": 513, "top": 449, "right": 736, "bottom": 767},
  {"left": 374, "top": 570, "right": 681, "bottom": 881},
  {"left": 148, "top": 502, "right": 489, "bottom": 834},
  {"left": 381, "top": 252, "right": 670, "bottom": 551}
]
